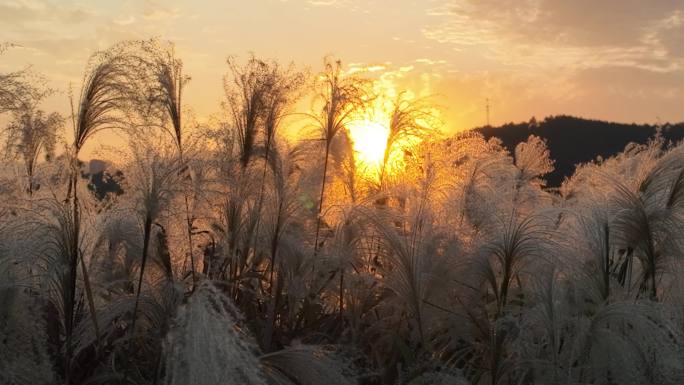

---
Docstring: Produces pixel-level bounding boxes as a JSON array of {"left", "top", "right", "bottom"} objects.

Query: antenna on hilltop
[
  {"left": 485, "top": 98, "right": 491, "bottom": 127},
  {"left": 656, "top": 116, "right": 663, "bottom": 138}
]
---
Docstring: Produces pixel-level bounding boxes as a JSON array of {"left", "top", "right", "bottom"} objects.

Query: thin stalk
[
  {"left": 65, "top": 166, "right": 79, "bottom": 385},
  {"left": 379, "top": 143, "right": 391, "bottom": 189},
  {"left": 79, "top": 252, "right": 100, "bottom": 344},
  {"left": 603, "top": 223, "right": 610, "bottom": 301},
  {"left": 338, "top": 267, "right": 344, "bottom": 322},
  {"left": 313, "top": 144, "right": 330, "bottom": 255},
  {"left": 251, "top": 138, "right": 272, "bottom": 272},
  {"left": 181, "top": 179, "right": 196, "bottom": 287},
  {"left": 267, "top": 197, "right": 282, "bottom": 292},
  {"left": 129, "top": 213, "right": 153, "bottom": 348},
  {"left": 263, "top": 203, "right": 284, "bottom": 350},
  {"left": 175, "top": 66, "right": 197, "bottom": 288}
]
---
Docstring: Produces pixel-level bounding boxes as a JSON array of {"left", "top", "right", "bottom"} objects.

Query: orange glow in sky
[{"left": 1, "top": 0, "right": 683, "bottom": 156}]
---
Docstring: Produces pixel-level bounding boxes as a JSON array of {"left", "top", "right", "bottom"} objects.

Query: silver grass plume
[
  {"left": 260, "top": 344, "right": 361, "bottom": 385},
  {"left": 164, "top": 281, "right": 267, "bottom": 385}
]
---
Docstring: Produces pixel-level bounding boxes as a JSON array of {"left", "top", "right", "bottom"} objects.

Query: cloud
[
  {"left": 415, "top": 58, "right": 446, "bottom": 65},
  {"left": 143, "top": 7, "right": 181, "bottom": 21},
  {"left": 307, "top": 0, "right": 339, "bottom": 5},
  {"left": 574, "top": 65, "right": 684, "bottom": 98},
  {"left": 647, "top": 10, "right": 684, "bottom": 58},
  {"left": 423, "top": 0, "right": 684, "bottom": 72},
  {"left": 113, "top": 15, "right": 136, "bottom": 25},
  {"left": 0, "top": 0, "right": 93, "bottom": 32},
  {"left": 3, "top": 0, "right": 683, "bottom": 131},
  {"left": 301, "top": 0, "right": 373, "bottom": 14}
]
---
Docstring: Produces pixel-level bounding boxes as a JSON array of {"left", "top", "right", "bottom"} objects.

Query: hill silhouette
[{"left": 475, "top": 115, "right": 684, "bottom": 187}]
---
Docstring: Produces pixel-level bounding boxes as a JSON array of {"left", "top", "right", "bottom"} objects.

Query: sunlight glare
[{"left": 346, "top": 119, "right": 389, "bottom": 169}]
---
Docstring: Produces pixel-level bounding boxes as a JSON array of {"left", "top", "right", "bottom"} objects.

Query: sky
[{"left": 1, "top": 0, "right": 684, "bottom": 143}]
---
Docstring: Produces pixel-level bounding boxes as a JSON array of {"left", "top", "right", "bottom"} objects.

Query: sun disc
[{"left": 347, "top": 120, "right": 389, "bottom": 167}]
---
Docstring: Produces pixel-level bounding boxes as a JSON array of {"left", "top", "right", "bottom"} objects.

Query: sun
[{"left": 346, "top": 120, "right": 389, "bottom": 169}]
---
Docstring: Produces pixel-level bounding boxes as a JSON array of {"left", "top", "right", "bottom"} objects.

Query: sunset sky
[{"left": 2, "top": 0, "right": 684, "bottom": 138}]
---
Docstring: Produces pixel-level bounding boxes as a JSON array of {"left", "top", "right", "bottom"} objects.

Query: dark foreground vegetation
[{"left": 1, "top": 40, "right": 684, "bottom": 385}]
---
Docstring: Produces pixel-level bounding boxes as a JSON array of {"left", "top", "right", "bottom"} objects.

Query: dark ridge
[{"left": 474, "top": 115, "right": 684, "bottom": 187}]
